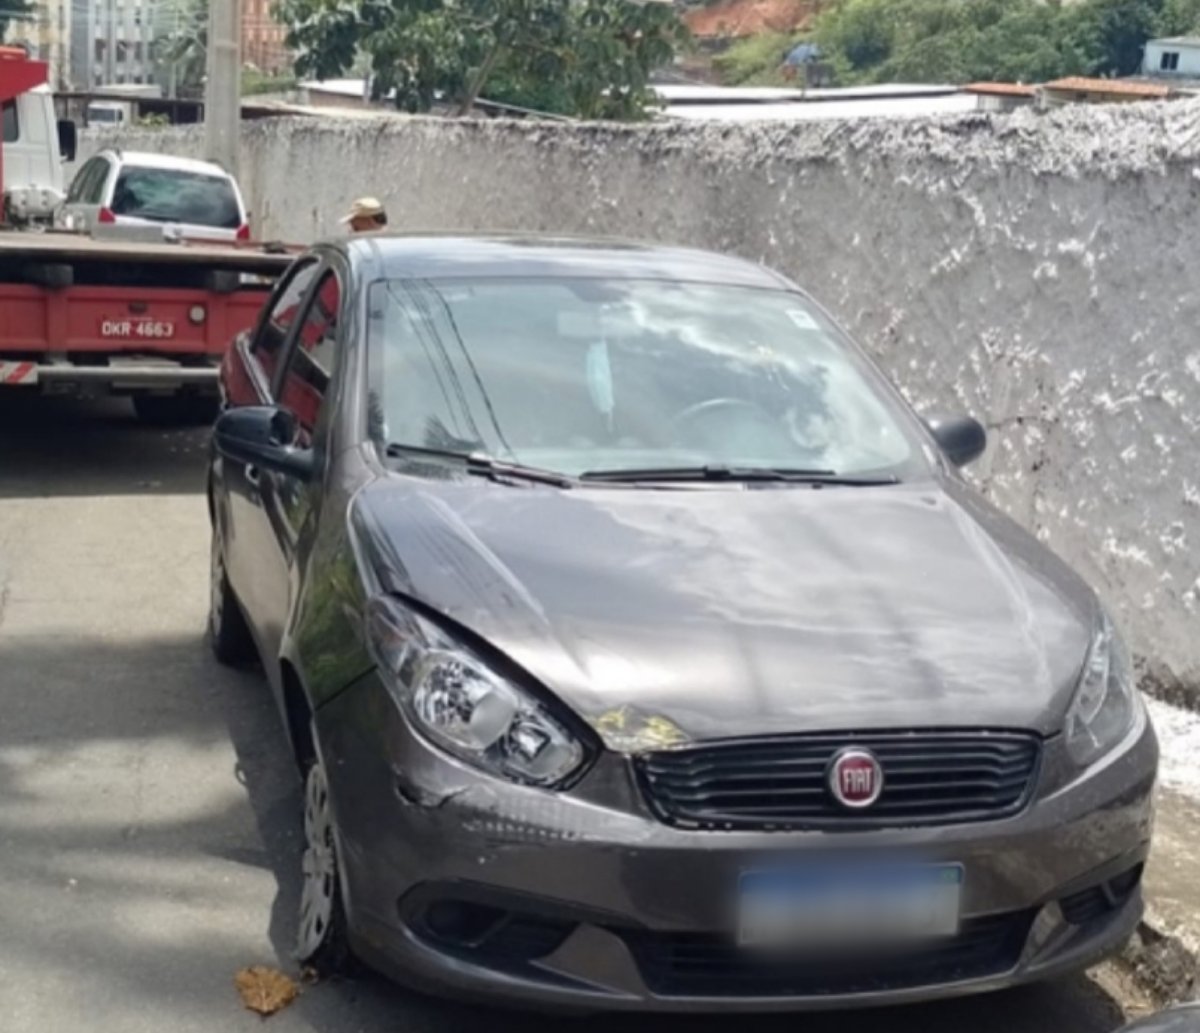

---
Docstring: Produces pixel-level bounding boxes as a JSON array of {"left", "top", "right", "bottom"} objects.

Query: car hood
[{"left": 351, "top": 476, "right": 1097, "bottom": 748}]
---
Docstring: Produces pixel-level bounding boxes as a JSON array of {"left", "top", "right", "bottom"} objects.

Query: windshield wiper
[
  {"left": 384, "top": 443, "right": 575, "bottom": 488},
  {"left": 579, "top": 465, "right": 899, "bottom": 486}
]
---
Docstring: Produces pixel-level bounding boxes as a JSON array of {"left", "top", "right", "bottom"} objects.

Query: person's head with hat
[{"left": 342, "top": 197, "right": 388, "bottom": 234}]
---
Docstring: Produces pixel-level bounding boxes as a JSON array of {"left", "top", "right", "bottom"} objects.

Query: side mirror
[
  {"left": 214, "top": 406, "right": 315, "bottom": 481},
  {"left": 57, "top": 119, "right": 77, "bottom": 162},
  {"left": 927, "top": 415, "right": 987, "bottom": 468}
]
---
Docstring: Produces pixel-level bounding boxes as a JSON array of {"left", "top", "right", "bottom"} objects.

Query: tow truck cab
[{"left": 1, "top": 49, "right": 75, "bottom": 225}]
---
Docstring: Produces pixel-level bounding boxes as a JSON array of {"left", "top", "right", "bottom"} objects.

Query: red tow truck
[{"left": 1, "top": 47, "right": 292, "bottom": 422}]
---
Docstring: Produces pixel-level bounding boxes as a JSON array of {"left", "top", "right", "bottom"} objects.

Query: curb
[{"left": 1115, "top": 908, "right": 1199, "bottom": 1007}]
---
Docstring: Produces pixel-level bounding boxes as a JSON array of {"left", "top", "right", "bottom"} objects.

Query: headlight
[
  {"left": 1065, "top": 613, "right": 1137, "bottom": 767},
  {"left": 365, "top": 596, "right": 586, "bottom": 787}
]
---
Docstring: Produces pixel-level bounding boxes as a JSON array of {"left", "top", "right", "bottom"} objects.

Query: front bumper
[{"left": 316, "top": 673, "right": 1157, "bottom": 1012}]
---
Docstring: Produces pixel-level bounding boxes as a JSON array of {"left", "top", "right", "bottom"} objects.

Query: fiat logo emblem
[{"left": 828, "top": 747, "right": 884, "bottom": 809}]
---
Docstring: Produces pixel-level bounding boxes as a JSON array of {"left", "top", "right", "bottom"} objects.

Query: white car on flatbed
[{"left": 60, "top": 151, "right": 251, "bottom": 243}]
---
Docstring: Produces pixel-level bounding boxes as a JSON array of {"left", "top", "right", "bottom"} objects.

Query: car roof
[
  {"left": 99, "top": 150, "right": 236, "bottom": 180},
  {"left": 338, "top": 234, "right": 791, "bottom": 289}
]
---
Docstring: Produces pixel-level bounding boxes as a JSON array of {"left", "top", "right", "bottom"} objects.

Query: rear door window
[
  {"left": 77, "top": 158, "right": 110, "bottom": 204},
  {"left": 65, "top": 159, "right": 98, "bottom": 203},
  {"left": 89, "top": 159, "right": 113, "bottom": 203},
  {"left": 65, "top": 158, "right": 109, "bottom": 204},
  {"left": 109, "top": 166, "right": 241, "bottom": 228}
]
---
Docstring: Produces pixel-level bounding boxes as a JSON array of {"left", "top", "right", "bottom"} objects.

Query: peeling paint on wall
[{"left": 78, "top": 100, "right": 1200, "bottom": 703}]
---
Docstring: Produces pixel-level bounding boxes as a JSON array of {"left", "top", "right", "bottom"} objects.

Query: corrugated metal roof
[
  {"left": 662, "top": 94, "right": 980, "bottom": 123},
  {"left": 654, "top": 83, "right": 960, "bottom": 105},
  {"left": 1043, "top": 77, "right": 1172, "bottom": 98}
]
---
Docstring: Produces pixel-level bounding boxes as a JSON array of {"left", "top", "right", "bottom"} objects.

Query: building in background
[
  {"left": 5, "top": 0, "right": 73, "bottom": 87},
  {"left": 1143, "top": 36, "right": 1200, "bottom": 77},
  {"left": 242, "top": 0, "right": 290, "bottom": 74},
  {"left": 68, "top": 0, "right": 156, "bottom": 87}
]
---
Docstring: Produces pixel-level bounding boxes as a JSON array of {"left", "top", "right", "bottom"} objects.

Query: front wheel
[{"left": 296, "top": 753, "right": 354, "bottom": 976}]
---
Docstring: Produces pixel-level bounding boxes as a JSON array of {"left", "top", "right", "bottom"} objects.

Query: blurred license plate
[{"left": 738, "top": 864, "right": 963, "bottom": 947}]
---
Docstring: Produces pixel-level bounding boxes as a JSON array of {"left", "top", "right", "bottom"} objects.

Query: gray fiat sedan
[{"left": 207, "top": 235, "right": 1157, "bottom": 1011}]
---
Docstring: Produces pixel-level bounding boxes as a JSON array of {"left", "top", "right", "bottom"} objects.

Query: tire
[
  {"left": 296, "top": 753, "right": 354, "bottom": 976},
  {"left": 208, "top": 529, "right": 256, "bottom": 666},
  {"left": 133, "top": 393, "right": 220, "bottom": 426}
]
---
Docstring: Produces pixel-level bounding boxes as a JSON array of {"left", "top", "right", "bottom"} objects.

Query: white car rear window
[{"left": 110, "top": 166, "right": 242, "bottom": 229}]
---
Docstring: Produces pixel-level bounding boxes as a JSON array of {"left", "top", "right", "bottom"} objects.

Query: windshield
[
  {"left": 367, "top": 278, "right": 929, "bottom": 480},
  {"left": 110, "top": 166, "right": 241, "bottom": 228}
]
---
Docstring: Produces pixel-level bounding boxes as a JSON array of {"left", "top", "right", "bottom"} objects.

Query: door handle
[{"left": 246, "top": 464, "right": 261, "bottom": 487}]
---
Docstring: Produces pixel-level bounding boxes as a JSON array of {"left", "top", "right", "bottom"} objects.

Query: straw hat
[{"left": 340, "top": 197, "right": 386, "bottom": 224}]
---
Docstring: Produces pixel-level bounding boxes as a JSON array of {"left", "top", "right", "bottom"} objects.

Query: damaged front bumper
[{"left": 316, "top": 672, "right": 1157, "bottom": 1012}]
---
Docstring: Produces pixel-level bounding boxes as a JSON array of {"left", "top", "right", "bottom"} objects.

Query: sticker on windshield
[{"left": 787, "top": 309, "right": 820, "bottom": 331}]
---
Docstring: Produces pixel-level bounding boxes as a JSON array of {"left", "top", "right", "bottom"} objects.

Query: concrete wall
[{"left": 80, "top": 105, "right": 1200, "bottom": 701}]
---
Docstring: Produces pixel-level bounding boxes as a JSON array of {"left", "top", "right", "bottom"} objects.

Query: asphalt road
[{"left": 0, "top": 396, "right": 1139, "bottom": 1033}]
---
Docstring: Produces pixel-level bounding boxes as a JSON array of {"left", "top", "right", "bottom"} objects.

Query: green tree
[
  {"left": 712, "top": 31, "right": 802, "bottom": 85},
  {"left": 277, "top": 0, "right": 688, "bottom": 119},
  {"left": 153, "top": 0, "right": 209, "bottom": 97},
  {"left": 1073, "top": 0, "right": 1164, "bottom": 75},
  {"left": 810, "top": 0, "right": 1161, "bottom": 85},
  {"left": 1156, "top": 0, "right": 1200, "bottom": 33}
]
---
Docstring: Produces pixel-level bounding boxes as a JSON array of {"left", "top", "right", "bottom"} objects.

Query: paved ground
[{"left": 0, "top": 396, "right": 1147, "bottom": 1032}]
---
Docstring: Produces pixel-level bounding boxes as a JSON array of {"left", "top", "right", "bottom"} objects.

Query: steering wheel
[{"left": 669, "top": 397, "right": 774, "bottom": 433}]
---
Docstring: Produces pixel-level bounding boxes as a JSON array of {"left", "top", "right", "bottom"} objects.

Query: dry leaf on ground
[{"left": 234, "top": 965, "right": 300, "bottom": 1017}]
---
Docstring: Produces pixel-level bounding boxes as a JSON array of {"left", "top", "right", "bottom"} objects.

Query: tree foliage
[
  {"left": 277, "top": 0, "right": 689, "bottom": 119},
  {"left": 1158, "top": 0, "right": 1200, "bottom": 34},
  {"left": 706, "top": 0, "right": 1200, "bottom": 88},
  {"left": 713, "top": 31, "right": 800, "bottom": 85},
  {"left": 813, "top": 0, "right": 1100, "bottom": 84},
  {"left": 153, "top": 0, "right": 209, "bottom": 97}
]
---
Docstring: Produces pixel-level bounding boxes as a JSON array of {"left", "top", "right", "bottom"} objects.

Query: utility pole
[
  {"left": 204, "top": 0, "right": 239, "bottom": 176},
  {"left": 104, "top": 0, "right": 115, "bottom": 81}
]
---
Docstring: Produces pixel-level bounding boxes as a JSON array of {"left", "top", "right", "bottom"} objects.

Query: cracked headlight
[
  {"left": 366, "top": 596, "right": 585, "bottom": 787},
  {"left": 1066, "top": 613, "right": 1138, "bottom": 767}
]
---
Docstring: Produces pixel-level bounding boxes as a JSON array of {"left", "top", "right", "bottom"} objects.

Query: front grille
[
  {"left": 637, "top": 730, "right": 1042, "bottom": 831},
  {"left": 623, "top": 910, "right": 1036, "bottom": 998}
]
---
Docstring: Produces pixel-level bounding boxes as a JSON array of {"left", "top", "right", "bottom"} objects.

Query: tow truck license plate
[
  {"left": 99, "top": 319, "right": 176, "bottom": 340},
  {"left": 737, "top": 864, "right": 963, "bottom": 947}
]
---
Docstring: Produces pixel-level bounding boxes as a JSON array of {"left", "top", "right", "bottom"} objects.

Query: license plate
[
  {"left": 738, "top": 864, "right": 963, "bottom": 948},
  {"left": 99, "top": 319, "right": 176, "bottom": 340}
]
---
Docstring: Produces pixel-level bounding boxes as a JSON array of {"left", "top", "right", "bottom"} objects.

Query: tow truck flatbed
[
  {"left": 0, "top": 231, "right": 293, "bottom": 421},
  {"left": 0, "top": 230, "right": 297, "bottom": 275}
]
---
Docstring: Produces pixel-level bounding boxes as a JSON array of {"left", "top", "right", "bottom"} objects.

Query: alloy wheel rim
[{"left": 297, "top": 758, "right": 337, "bottom": 960}]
